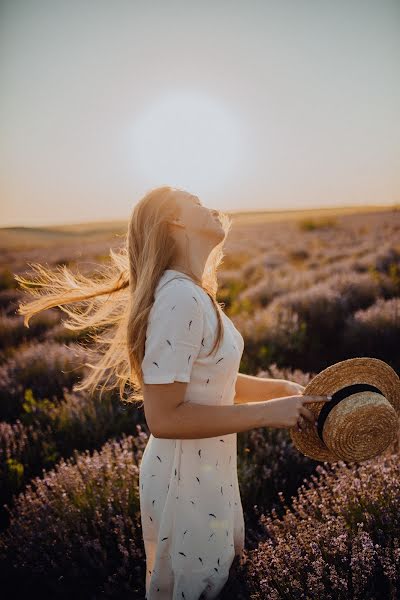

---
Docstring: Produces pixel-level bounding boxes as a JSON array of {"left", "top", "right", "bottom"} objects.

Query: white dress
[{"left": 139, "top": 269, "right": 245, "bottom": 600}]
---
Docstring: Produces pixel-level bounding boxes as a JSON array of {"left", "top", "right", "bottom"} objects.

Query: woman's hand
[
  {"left": 284, "top": 381, "right": 306, "bottom": 396},
  {"left": 263, "top": 393, "right": 332, "bottom": 430}
]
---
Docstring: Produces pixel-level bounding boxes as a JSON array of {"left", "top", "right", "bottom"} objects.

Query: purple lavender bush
[
  {"left": 18, "top": 387, "right": 144, "bottom": 449},
  {"left": 240, "top": 454, "right": 400, "bottom": 600},
  {"left": 0, "top": 419, "right": 47, "bottom": 529},
  {"left": 0, "top": 288, "right": 24, "bottom": 314},
  {"left": 43, "top": 320, "right": 91, "bottom": 343},
  {"left": 0, "top": 388, "right": 145, "bottom": 527},
  {"left": 234, "top": 268, "right": 399, "bottom": 374},
  {"left": 0, "top": 427, "right": 148, "bottom": 599},
  {"left": 238, "top": 281, "right": 343, "bottom": 372},
  {"left": 343, "top": 297, "right": 400, "bottom": 371},
  {"left": 236, "top": 364, "right": 317, "bottom": 546},
  {"left": 237, "top": 425, "right": 321, "bottom": 552},
  {"left": 327, "top": 271, "right": 398, "bottom": 312},
  {"left": 0, "top": 340, "right": 88, "bottom": 421},
  {"left": 0, "top": 268, "right": 17, "bottom": 291},
  {"left": 0, "top": 308, "right": 61, "bottom": 352},
  {"left": 373, "top": 245, "right": 400, "bottom": 275}
]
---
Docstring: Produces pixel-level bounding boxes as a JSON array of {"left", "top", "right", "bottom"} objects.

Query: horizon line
[{"left": 1, "top": 201, "right": 398, "bottom": 230}]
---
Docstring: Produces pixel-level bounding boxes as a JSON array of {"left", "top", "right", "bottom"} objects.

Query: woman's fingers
[
  {"left": 295, "top": 395, "right": 332, "bottom": 430},
  {"left": 298, "top": 395, "right": 332, "bottom": 426},
  {"left": 301, "top": 395, "right": 332, "bottom": 402},
  {"left": 299, "top": 406, "right": 316, "bottom": 424}
]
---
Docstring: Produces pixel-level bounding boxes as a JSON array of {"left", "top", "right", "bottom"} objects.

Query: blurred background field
[
  {"left": 2, "top": 0, "right": 400, "bottom": 592},
  {"left": 1, "top": 204, "right": 400, "bottom": 599}
]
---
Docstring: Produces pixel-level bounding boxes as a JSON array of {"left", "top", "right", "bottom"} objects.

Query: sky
[{"left": 0, "top": 0, "right": 399, "bottom": 227}]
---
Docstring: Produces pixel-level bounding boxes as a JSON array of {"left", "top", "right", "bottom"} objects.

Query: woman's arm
[{"left": 233, "top": 372, "right": 301, "bottom": 404}]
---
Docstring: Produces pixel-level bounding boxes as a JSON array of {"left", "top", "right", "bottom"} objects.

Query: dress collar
[{"left": 155, "top": 269, "right": 195, "bottom": 294}]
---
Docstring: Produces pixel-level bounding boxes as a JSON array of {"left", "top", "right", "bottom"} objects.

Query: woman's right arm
[
  {"left": 157, "top": 399, "right": 273, "bottom": 439},
  {"left": 151, "top": 392, "right": 331, "bottom": 439}
]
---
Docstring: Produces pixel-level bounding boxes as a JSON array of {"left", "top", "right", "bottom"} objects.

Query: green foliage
[
  {"left": 5, "top": 458, "right": 24, "bottom": 488},
  {"left": 0, "top": 269, "right": 18, "bottom": 291},
  {"left": 298, "top": 216, "right": 338, "bottom": 231},
  {"left": 218, "top": 279, "right": 247, "bottom": 311},
  {"left": 228, "top": 297, "right": 253, "bottom": 316},
  {"left": 21, "top": 388, "right": 57, "bottom": 421},
  {"left": 388, "top": 262, "right": 400, "bottom": 290}
]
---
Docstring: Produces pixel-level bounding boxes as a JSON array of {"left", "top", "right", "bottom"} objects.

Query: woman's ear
[{"left": 168, "top": 217, "right": 184, "bottom": 229}]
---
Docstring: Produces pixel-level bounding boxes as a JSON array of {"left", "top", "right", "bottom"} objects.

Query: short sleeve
[{"left": 141, "top": 280, "right": 204, "bottom": 384}]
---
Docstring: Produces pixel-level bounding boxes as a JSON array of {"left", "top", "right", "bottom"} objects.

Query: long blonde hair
[{"left": 15, "top": 186, "right": 233, "bottom": 406}]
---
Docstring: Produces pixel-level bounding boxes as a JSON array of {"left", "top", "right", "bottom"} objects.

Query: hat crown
[{"left": 316, "top": 382, "right": 387, "bottom": 443}]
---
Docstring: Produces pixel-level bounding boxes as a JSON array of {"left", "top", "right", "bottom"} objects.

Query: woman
[{"left": 17, "top": 185, "right": 328, "bottom": 600}]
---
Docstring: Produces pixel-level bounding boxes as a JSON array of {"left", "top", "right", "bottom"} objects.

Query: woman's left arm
[{"left": 233, "top": 372, "right": 305, "bottom": 404}]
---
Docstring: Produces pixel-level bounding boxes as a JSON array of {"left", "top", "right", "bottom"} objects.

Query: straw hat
[{"left": 290, "top": 357, "right": 400, "bottom": 462}]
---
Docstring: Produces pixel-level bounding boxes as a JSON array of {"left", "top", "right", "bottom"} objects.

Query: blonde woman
[{"left": 16, "top": 186, "right": 329, "bottom": 600}]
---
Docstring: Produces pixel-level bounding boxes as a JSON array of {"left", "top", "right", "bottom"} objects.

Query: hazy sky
[{"left": 1, "top": 0, "right": 399, "bottom": 227}]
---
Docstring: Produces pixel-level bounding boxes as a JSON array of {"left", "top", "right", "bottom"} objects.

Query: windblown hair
[{"left": 15, "top": 186, "right": 232, "bottom": 406}]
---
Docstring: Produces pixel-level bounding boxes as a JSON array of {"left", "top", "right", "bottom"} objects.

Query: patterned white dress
[{"left": 139, "top": 269, "right": 245, "bottom": 600}]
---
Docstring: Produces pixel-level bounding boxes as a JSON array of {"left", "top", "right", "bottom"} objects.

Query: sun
[{"left": 128, "top": 89, "right": 246, "bottom": 196}]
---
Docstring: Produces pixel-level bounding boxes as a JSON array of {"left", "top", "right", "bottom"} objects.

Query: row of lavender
[
  {"left": 0, "top": 209, "right": 399, "bottom": 598},
  {"left": 0, "top": 308, "right": 399, "bottom": 598},
  {"left": 1, "top": 408, "right": 400, "bottom": 599}
]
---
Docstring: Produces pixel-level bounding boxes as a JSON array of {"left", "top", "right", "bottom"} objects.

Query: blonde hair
[{"left": 15, "top": 186, "right": 233, "bottom": 406}]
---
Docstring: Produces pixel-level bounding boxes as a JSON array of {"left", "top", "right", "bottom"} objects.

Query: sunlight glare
[{"left": 128, "top": 90, "right": 246, "bottom": 194}]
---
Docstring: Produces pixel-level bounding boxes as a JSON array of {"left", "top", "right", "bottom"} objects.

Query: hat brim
[{"left": 290, "top": 357, "right": 400, "bottom": 462}]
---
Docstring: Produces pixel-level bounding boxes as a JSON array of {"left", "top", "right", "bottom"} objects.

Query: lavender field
[{"left": 0, "top": 205, "right": 400, "bottom": 599}]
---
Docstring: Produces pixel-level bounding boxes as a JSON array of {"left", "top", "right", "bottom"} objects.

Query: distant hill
[
  {"left": 0, "top": 222, "right": 127, "bottom": 249},
  {"left": 0, "top": 204, "right": 398, "bottom": 249}
]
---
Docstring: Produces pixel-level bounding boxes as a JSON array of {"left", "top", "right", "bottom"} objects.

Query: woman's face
[{"left": 172, "top": 190, "right": 223, "bottom": 239}]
